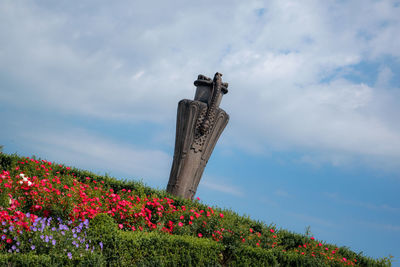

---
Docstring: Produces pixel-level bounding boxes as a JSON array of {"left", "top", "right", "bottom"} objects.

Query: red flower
[
  {"left": 219, "top": 213, "right": 224, "bottom": 218},
  {"left": 33, "top": 205, "right": 42, "bottom": 211}
]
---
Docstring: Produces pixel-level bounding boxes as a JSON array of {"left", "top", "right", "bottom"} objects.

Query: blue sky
[{"left": 1, "top": 0, "right": 400, "bottom": 263}]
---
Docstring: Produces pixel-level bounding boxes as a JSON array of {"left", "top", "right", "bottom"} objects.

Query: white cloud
[
  {"left": 376, "top": 66, "right": 394, "bottom": 88},
  {"left": 324, "top": 192, "right": 400, "bottom": 214},
  {"left": 200, "top": 176, "right": 244, "bottom": 197},
  {"left": 274, "top": 189, "right": 290, "bottom": 198},
  {"left": 18, "top": 128, "right": 171, "bottom": 182},
  {"left": 285, "top": 211, "right": 334, "bottom": 228},
  {"left": 357, "top": 220, "right": 400, "bottom": 233},
  {"left": 1, "top": 0, "right": 400, "bottom": 169}
]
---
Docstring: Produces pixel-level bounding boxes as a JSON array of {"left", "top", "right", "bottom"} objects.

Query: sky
[{"left": 1, "top": 0, "right": 399, "bottom": 263}]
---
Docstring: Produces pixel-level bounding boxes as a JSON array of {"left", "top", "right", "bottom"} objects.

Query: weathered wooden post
[{"left": 166, "top": 73, "right": 229, "bottom": 199}]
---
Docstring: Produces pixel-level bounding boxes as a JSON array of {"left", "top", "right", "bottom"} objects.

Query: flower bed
[{"left": 0, "top": 154, "right": 391, "bottom": 266}]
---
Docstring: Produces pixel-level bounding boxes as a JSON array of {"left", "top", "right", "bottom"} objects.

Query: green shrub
[
  {"left": 116, "top": 231, "right": 224, "bottom": 266},
  {"left": 87, "top": 213, "right": 119, "bottom": 263},
  {"left": 0, "top": 253, "right": 105, "bottom": 267},
  {"left": 227, "top": 246, "right": 279, "bottom": 266}
]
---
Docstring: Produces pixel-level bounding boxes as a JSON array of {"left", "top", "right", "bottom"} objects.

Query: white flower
[
  {"left": 9, "top": 198, "right": 12, "bottom": 205},
  {"left": 19, "top": 173, "right": 25, "bottom": 178},
  {"left": 27, "top": 181, "right": 32, "bottom": 186},
  {"left": 23, "top": 177, "right": 28, "bottom": 182},
  {"left": 19, "top": 180, "right": 23, "bottom": 184}
]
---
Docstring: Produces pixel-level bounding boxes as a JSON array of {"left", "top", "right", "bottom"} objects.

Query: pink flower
[
  {"left": 219, "top": 213, "right": 224, "bottom": 218},
  {"left": 270, "top": 229, "right": 275, "bottom": 233},
  {"left": 343, "top": 257, "right": 347, "bottom": 262},
  {"left": 198, "top": 233, "right": 203, "bottom": 238},
  {"left": 310, "top": 237, "right": 315, "bottom": 240},
  {"left": 119, "top": 224, "right": 123, "bottom": 229},
  {"left": 178, "top": 222, "right": 183, "bottom": 227},
  {"left": 33, "top": 205, "right": 42, "bottom": 211}
]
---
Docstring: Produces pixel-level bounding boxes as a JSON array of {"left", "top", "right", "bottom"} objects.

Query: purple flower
[
  {"left": 52, "top": 239, "right": 56, "bottom": 246},
  {"left": 67, "top": 252, "right": 72, "bottom": 259},
  {"left": 11, "top": 245, "right": 16, "bottom": 250},
  {"left": 99, "top": 242, "right": 103, "bottom": 250},
  {"left": 31, "top": 245, "right": 35, "bottom": 250}
]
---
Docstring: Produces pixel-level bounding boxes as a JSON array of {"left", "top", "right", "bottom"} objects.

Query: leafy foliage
[{"left": 0, "top": 153, "right": 392, "bottom": 266}]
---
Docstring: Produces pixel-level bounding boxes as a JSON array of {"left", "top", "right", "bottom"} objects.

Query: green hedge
[
  {"left": 0, "top": 253, "right": 105, "bottom": 267},
  {"left": 115, "top": 231, "right": 223, "bottom": 266}
]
